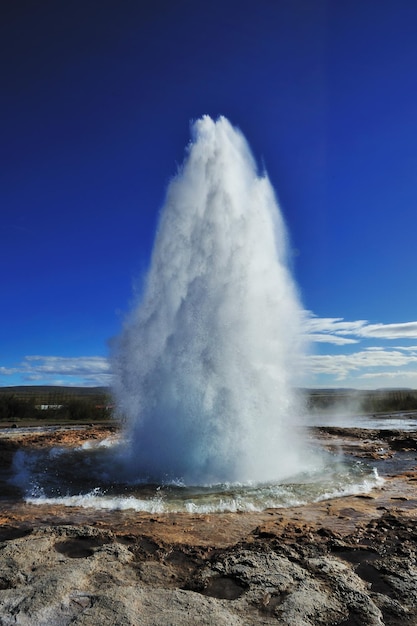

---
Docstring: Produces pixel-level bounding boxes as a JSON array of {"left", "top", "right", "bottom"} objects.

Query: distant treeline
[
  {"left": 0, "top": 387, "right": 113, "bottom": 422},
  {"left": 307, "top": 388, "right": 417, "bottom": 414},
  {"left": 361, "top": 390, "right": 417, "bottom": 413},
  {"left": 2, "top": 386, "right": 417, "bottom": 422}
]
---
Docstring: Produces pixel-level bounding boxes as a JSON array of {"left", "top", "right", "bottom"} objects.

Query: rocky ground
[{"left": 1, "top": 424, "right": 417, "bottom": 625}]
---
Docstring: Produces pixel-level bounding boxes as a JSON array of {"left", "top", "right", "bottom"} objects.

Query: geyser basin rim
[{"left": 11, "top": 439, "right": 384, "bottom": 513}]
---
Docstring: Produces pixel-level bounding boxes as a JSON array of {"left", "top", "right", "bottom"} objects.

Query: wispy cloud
[
  {"left": 307, "top": 333, "right": 358, "bottom": 346},
  {"left": 393, "top": 345, "right": 417, "bottom": 352},
  {"left": 360, "top": 370, "right": 417, "bottom": 381},
  {"left": 2, "top": 315, "right": 417, "bottom": 389},
  {"left": 307, "top": 348, "right": 417, "bottom": 377},
  {"left": 305, "top": 314, "right": 417, "bottom": 344},
  {"left": 0, "top": 356, "right": 111, "bottom": 387},
  {"left": 304, "top": 314, "right": 417, "bottom": 387},
  {"left": 358, "top": 322, "right": 417, "bottom": 339},
  {"left": 306, "top": 346, "right": 417, "bottom": 388},
  {"left": 305, "top": 316, "right": 368, "bottom": 336}
]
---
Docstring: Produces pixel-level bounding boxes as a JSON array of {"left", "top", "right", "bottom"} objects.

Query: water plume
[{"left": 112, "top": 115, "right": 312, "bottom": 485}]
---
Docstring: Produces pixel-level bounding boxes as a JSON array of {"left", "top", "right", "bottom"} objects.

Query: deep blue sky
[{"left": 2, "top": 0, "right": 417, "bottom": 388}]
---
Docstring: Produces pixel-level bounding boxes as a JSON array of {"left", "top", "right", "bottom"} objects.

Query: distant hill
[
  {"left": 304, "top": 387, "right": 417, "bottom": 413},
  {"left": 0, "top": 386, "right": 111, "bottom": 403},
  {"left": 0, "top": 386, "right": 114, "bottom": 422},
  {"left": 2, "top": 386, "right": 417, "bottom": 414}
]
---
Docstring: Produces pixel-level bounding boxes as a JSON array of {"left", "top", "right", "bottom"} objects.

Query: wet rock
[
  {"left": 2, "top": 515, "right": 417, "bottom": 625},
  {"left": 0, "top": 526, "right": 246, "bottom": 625}
]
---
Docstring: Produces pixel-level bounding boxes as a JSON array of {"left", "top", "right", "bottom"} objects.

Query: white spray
[{"left": 112, "top": 116, "right": 311, "bottom": 485}]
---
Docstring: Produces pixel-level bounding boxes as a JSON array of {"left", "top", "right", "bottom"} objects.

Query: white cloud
[
  {"left": 357, "top": 322, "right": 417, "bottom": 339},
  {"left": 305, "top": 347, "right": 417, "bottom": 385},
  {"left": 0, "top": 367, "right": 18, "bottom": 376},
  {"left": 305, "top": 314, "right": 417, "bottom": 344},
  {"left": 24, "top": 356, "right": 110, "bottom": 375},
  {"left": 393, "top": 346, "right": 417, "bottom": 352},
  {"left": 304, "top": 315, "right": 368, "bottom": 336},
  {"left": 307, "top": 333, "right": 358, "bottom": 345},
  {"left": 303, "top": 314, "right": 417, "bottom": 386},
  {"left": 360, "top": 370, "right": 417, "bottom": 381},
  {"left": 3, "top": 315, "right": 417, "bottom": 390},
  {"left": 0, "top": 356, "right": 111, "bottom": 387}
]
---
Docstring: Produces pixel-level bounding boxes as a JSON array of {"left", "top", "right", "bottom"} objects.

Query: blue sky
[{"left": 2, "top": 0, "right": 417, "bottom": 389}]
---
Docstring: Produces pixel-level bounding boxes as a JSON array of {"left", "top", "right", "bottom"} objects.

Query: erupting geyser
[{"left": 112, "top": 116, "right": 312, "bottom": 485}]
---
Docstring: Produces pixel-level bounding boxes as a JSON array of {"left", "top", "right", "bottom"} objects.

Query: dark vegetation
[
  {"left": 1, "top": 386, "right": 417, "bottom": 424},
  {"left": 0, "top": 386, "right": 113, "bottom": 423},
  {"left": 307, "top": 388, "right": 417, "bottom": 414}
]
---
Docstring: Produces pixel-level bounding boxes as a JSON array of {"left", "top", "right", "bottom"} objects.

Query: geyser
[{"left": 113, "top": 115, "right": 311, "bottom": 485}]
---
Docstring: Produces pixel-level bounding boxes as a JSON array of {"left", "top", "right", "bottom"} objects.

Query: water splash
[{"left": 112, "top": 116, "right": 313, "bottom": 485}]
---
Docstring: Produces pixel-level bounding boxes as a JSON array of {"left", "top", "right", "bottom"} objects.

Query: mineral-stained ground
[{"left": 1, "top": 423, "right": 417, "bottom": 625}]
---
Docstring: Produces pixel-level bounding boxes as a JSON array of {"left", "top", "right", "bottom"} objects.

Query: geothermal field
[
  {"left": 1, "top": 118, "right": 417, "bottom": 624},
  {"left": 1, "top": 419, "right": 417, "bottom": 625}
]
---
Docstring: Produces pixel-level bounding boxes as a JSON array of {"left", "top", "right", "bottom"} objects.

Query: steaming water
[
  {"left": 5, "top": 117, "right": 385, "bottom": 512},
  {"left": 112, "top": 115, "right": 313, "bottom": 485},
  {"left": 9, "top": 437, "right": 383, "bottom": 513}
]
